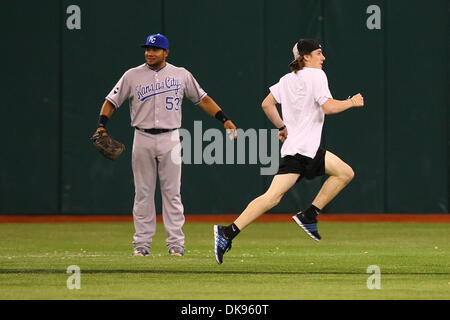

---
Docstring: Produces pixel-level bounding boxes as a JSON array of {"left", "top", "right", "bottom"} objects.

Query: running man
[{"left": 214, "top": 39, "right": 364, "bottom": 264}]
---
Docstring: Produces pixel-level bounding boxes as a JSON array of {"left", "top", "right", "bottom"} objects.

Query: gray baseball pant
[{"left": 131, "top": 129, "right": 185, "bottom": 252}]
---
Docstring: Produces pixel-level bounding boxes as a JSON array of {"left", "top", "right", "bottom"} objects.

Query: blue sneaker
[
  {"left": 214, "top": 225, "right": 232, "bottom": 264},
  {"left": 292, "top": 212, "right": 321, "bottom": 242}
]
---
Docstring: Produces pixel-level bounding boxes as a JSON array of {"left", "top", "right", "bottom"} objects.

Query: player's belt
[{"left": 135, "top": 127, "right": 176, "bottom": 134}]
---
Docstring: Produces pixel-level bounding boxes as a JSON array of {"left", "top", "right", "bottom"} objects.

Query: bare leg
[
  {"left": 312, "top": 151, "right": 354, "bottom": 210},
  {"left": 234, "top": 173, "right": 300, "bottom": 230}
]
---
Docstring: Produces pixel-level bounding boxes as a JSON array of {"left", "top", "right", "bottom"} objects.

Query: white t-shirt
[{"left": 270, "top": 67, "right": 332, "bottom": 158}]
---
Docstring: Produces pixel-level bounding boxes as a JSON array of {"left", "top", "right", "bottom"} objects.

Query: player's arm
[
  {"left": 197, "top": 95, "right": 221, "bottom": 116},
  {"left": 92, "top": 100, "right": 116, "bottom": 142},
  {"left": 198, "top": 96, "right": 237, "bottom": 139},
  {"left": 96, "top": 100, "right": 116, "bottom": 132},
  {"left": 322, "top": 93, "right": 364, "bottom": 115},
  {"left": 100, "top": 100, "right": 116, "bottom": 118},
  {"left": 261, "top": 93, "right": 287, "bottom": 142}
]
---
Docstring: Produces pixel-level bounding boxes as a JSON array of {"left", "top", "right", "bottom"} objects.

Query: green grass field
[{"left": 0, "top": 221, "right": 448, "bottom": 300}]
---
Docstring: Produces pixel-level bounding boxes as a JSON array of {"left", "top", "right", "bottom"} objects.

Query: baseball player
[
  {"left": 93, "top": 33, "right": 237, "bottom": 257},
  {"left": 214, "top": 39, "right": 364, "bottom": 264}
]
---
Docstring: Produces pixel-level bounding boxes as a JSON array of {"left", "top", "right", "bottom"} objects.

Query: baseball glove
[{"left": 91, "top": 129, "right": 125, "bottom": 161}]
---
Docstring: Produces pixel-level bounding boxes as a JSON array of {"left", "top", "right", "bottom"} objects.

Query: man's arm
[
  {"left": 198, "top": 96, "right": 237, "bottom": 139},
  {"left": 261, "top": 93, "right": 284, "bottom": 128},
  {"left": 100, "top": 100, "right": 116, "bottom": 118},
  {"left": 197, "top": 95, "right": 221, "bottom": 116},
  {"left": 261, "top": 93, "right": 287, "bottom": 142},
  {"left": 322, "top": 93, "right": 364, "bottom": 115},
  {"left": 96, "top": 100, "right": 116, "bottom": 132}
]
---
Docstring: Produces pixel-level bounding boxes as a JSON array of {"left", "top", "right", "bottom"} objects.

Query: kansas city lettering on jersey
[{"left": 136, "top": 77, "right": 181, "bottom": 102}]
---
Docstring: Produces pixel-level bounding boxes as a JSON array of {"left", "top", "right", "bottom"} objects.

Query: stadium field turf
[{"left": 0, "top": 221, "right": 448, "bottom": 300}]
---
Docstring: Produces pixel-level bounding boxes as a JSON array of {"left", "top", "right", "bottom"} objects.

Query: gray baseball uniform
[{"left": 106, "top": 62, "right": 207, "bottom": 252}]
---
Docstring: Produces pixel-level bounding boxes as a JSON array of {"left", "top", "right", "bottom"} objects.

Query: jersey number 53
[{"left": 166, "top": 97, "right": 180, "bottom": 111}]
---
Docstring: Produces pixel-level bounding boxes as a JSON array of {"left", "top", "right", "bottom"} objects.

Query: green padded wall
[
  {"left": 384, "top": 0, "right": 448, "bottom": 213},
  {"left": 1, "top": 1, "right": 60, "bottom": 213},
  {"left": 1, "top": 0, "right": 448, "bottom": 214}
]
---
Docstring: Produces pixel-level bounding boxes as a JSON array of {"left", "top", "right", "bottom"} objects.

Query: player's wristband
[
  {"left": 98, "top": 115, "right": 109, "bottom": 128},
  {"left": 215, "top": 110, "right": 230, "bottom": 124},
  {"left": 278, "top": 125, "right": 286, "bottom": 131}
]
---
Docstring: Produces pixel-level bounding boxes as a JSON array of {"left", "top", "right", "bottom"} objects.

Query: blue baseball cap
[{"left": 141, "top": 34, "right": 169, "bottom": 50}]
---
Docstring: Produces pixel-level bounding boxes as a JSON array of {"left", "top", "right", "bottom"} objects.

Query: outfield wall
[{"left": 1, "top": 0, "right": 448, "bottom": 214}]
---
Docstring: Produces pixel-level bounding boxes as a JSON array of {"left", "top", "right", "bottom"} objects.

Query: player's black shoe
[
  {"left": 293, "top": 212, "right": 321, "bottom": 242},
  {"left": 214, "top": 225, "right": 232, "bottom": 264}
]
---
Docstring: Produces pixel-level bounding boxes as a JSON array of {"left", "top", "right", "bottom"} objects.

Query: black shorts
[{"left": 276, "top": 148, "right": 326, "bottom": 182}]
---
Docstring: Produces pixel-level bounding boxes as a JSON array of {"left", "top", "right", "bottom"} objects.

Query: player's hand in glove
[{"left": 91, "top": 127, "right": 125, "bottom": 161}]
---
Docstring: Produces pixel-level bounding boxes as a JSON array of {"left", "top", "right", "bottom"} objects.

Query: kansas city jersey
[{"left": 106, "top": 63, "right": 207, "bottom": 129}]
